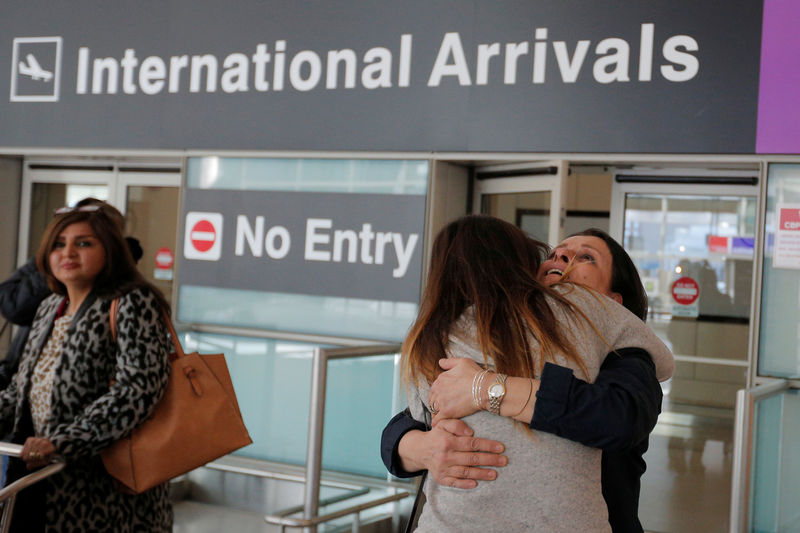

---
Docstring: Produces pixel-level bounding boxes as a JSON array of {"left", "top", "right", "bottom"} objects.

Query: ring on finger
[{"left": 428, "top": 400, "right": 438, "bottom": 415}]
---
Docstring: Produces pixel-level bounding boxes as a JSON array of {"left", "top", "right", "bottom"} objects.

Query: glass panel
[
  {"left": 124, "top": 185, "right": 179, "bottom": 308},
  {"left": 623, "top": 192, "right": 755, "bottom": 533},
  {"left": 759, "top": 163, "right": 800, "bottom": 378},
  {"left": 27, "top": 182, "right": 108, "bottom": 258},
  {"left": 179, "top": 157, "right": 428, "bottom": 342},
  {"left": 178, "top": 286, "right": 418, "bottom": 341},
  {"left": 750, "top": 390, "right": 800, "bottom": 532},
  {"left": 481, "top": 191, "right": 551, "bottom": 242},
  {"left": 180, "top": 331, "right": 398, "bottom": 478}
]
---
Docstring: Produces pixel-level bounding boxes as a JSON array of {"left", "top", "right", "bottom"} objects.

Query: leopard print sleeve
[{"left": 48, "top": 287, "right": 171, "bottom": 460}]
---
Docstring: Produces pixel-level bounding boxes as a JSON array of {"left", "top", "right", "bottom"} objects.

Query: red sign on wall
[{"left": 672, "top": 276, "right": 700, "bottom": 305}]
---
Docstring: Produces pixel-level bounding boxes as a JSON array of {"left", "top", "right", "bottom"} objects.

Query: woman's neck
[{"left": 65, "top": 285, "right": 93, "bottom": 315}]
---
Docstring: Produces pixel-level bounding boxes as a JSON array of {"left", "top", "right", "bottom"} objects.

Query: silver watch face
[{"left": 488, "top": 383, "right": 505, "bottom": 398}]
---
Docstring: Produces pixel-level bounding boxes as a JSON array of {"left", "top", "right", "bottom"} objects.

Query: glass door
[
  {"left": 473, "top": 161, "right": 567, "bottom": 245},
  {"left": 18, "top": 160, "right": 181, "bottom": 304},
  {"left": 610, "top": 172, "right": 760, "bottom": 533},
  {"left": 728, "top": 163, "right": 800, "bottom": 533}
]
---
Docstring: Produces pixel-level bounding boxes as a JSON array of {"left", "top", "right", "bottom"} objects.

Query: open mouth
[{"left": 546, "top": 268, "right": 563, "bottom": 276}]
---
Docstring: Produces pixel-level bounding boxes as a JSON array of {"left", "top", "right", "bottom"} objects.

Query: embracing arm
[
  {"left": 381, "top": 409, "right": 427, "bottom": 477},
  {"left": 430, "top": 347, "right": 662, "bottom": 453},
  {"left": 380, "top": 409, "right": 507, "bottom": 489},
  {"left": 531, "top": 347, "right": 662, "bottom": 452}
]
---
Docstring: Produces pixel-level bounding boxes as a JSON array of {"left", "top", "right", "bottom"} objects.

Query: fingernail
[
  {"left": 499, "top": 456, "right": 508, "bottom": 466},
  {"left": 492, "top": 444, "right": 504, "bottom": 452},
  {"left": 488, "top": 470, "right": 497, "bottom": 479}
]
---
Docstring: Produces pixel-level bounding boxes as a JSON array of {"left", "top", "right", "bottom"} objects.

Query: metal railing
[
  {"left": 0, "top": 442, "right": 65, "bottom": 533},
  {"left": 729, "top": 379, "right": 790, "bottom": 533},
  {"left": 263, "top": 343, "right": 409, "bottom": 532}
]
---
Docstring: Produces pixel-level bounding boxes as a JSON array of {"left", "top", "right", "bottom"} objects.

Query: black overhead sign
[{"left": 0, "top": 0, "right": 763, "bottom": 153}]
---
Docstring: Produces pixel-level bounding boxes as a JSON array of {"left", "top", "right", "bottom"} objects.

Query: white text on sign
[{"left": 234, "top": 216, "right": 419, "bottom": 278}]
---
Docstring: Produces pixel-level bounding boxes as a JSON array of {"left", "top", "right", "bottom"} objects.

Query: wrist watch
[{"left": 487, "top": 373, "right": 507, "bottom": 415}]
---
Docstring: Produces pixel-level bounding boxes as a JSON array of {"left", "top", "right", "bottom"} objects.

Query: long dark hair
[
  {"left": 36, "top": 202, "right": 170, "bottom": 312},
  {"left": 568, "top": 228, "right": 648, "bottom": 321},
  {"left": 403, "top": 215, "right": 586, "bottom": 385}
]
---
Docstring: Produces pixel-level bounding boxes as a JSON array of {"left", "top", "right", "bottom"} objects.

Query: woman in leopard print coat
[{"left": 0, "top": 203, "right": 172, "bottom": 532}]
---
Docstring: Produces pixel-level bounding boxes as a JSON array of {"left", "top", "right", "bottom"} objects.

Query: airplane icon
[{"left": 18, "top": 54, "right": 53, "bottom": 82}]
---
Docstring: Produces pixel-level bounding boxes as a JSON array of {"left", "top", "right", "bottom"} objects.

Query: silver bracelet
[
  {"left": 472, "top": 369, "right": 490, "bottom": 409},
  {"left": 476, "top": 369, "right": 490, "bottom": 410}
]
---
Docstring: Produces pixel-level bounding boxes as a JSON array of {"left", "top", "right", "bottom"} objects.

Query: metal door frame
[
  {"left": 472, "top": 159, "right": 568, "bottom": 246},
  {"left": 17, "top": 158, "right": 181, "bottom": 266}
]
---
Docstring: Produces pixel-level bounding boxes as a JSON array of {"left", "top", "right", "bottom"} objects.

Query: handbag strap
[{"left": 109, "top": 297, "right": 185, "bottom": 358}]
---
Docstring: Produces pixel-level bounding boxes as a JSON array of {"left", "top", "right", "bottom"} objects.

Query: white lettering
[
  {"left": 235, "top": 215, "right": 264, "bottom": 256},
  {"left": 392, "top": 233, "right": 418, "bottom": 278},
  {"left": 638, "top": 23, "right": 654, "bottom": 81},
  {"left": 532, "top": 27, "right": 548, "bottom": 84},
  {"left": 359, "top": 224, "right": 375, "bottom": 264},
  {"left": 553, "top": 40, "right": 590, "bottom": 83},
  {"left": 252, "top": 44, "right": 271, "bottom": 91},
  {"left": 92, "top": 57, "right": 118, "bottom": 94},
  {"left": 305, "top": 218, "right": 332, "bottom": 261},
  {"left": 273, "top": 40, "right": 286, "bottom": 91},
  {"left": 168, "top": 55, "right": 188, "bottom": 93},
  {"left": 76, "top": 47, "right": 89, "bottom": 94},
  {"left": 190, "top": 54, "right": 218, "bottom": 93},
  {"left": 221, "top": 53, "right": 250, "bottom": 93},
  {"left": 661, "top": 35, "right": 699, "bottom": 82},
  {"left": 374, "top": 232, "right": 393, "bottom": 265},
  {"left": 139, "top": 56, "right": 166, "bottom": 95},
  {"left": 333, "top": 229, "right": 358, "bottom": 262},
  {"left": 362, "top": 47, "right": 392, "bottom": 89},
  {"left": 504, "top": 42, "right": 529, "bottom": 84},
  {"left": 265, "top": 226, "right": 291, "bottom": 258},
  {"left": 476, "top": 43, "right": 501, "bottom": 86},
  {"left": 593, "top": 38, "right": 631, "bottom": 83},
  {"left": 398, "top": 34, "right": 412, "bottom": 87},
  {"left": 121, "top": 49, "right": 138, "bottom": 94},
  {"left": 327, "top": 49, "right": 357, "bottom": 89},
  {"left": 428, "top": 32, "right": 471, "bottom": 87},
  {"left": 290, "top": 50, "right": 322, "bottom": 91}
]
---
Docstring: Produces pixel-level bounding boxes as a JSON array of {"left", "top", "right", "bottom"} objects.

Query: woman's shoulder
[
  {"left": 548, "top": 283, "right": 622, "bottom": 318},
  {"left": 114, "top": 285, "right": 165, "bottom": 313}
]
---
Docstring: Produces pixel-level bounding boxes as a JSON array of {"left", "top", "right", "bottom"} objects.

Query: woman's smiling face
[{"left": 537, "top": 235, "right": 622, "bottom": 304}]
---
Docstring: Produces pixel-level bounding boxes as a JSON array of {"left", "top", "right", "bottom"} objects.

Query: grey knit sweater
[{"left": 408, "top": 284, "right": 674, "bottom": 533}]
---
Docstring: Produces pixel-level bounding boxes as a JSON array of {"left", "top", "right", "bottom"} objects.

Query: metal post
[
  {"left": 730, "top": 389, "right": 751, "bottom": 533},
  {"left": 304, "top": 347, "right": 328, "bottom": 533}
]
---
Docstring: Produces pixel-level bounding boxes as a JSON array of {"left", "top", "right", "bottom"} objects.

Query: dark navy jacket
[{"left": 380, "top": 348, "right": 662, "bottom": 533}]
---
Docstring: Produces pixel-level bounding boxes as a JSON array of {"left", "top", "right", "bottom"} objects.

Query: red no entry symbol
[{"left": 190, "top": 219, "right": 217, "bottom": 252}]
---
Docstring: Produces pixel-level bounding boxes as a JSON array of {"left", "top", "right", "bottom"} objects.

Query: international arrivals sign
[
  {"left": 177, "top": 189, "right": 426, "bottom": 303},
  {"left": 1, "top": 0, "right": 796, "bottom": 154}
]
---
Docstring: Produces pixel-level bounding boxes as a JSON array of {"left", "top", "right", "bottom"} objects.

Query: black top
[{"left": 380, "top": 347, "right": 662, "bottom": 533}]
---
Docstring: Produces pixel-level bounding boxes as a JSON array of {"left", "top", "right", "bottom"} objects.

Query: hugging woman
[{"left": 401, "top": 216, "right": 672, "bottom": 532}]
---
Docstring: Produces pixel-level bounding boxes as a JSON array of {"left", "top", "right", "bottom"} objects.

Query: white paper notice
[{"left": 773, "top": 203, "right": 800, "bottom": 269}]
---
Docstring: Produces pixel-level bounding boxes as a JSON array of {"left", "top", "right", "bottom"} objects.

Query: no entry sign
[
  {"left": 155, "top": 247, "right": 175, "bottom": 269},
  {"left": 184, "top": 212, "right": 223, "bottom": 260},
  {"left": 672, "top": 276, "right": 700, "bottom": 304},
  {"left": 671, "top": 276, "right": 699, "bottom": 317}
]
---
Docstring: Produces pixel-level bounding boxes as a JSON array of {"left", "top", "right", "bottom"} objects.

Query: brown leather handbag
[{"left": 101, "top": 298, "right": 252, "bottom": 494}]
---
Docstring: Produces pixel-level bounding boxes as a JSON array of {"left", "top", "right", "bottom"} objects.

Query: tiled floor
[{"left": 639, "top": 402, "right": 734, "bottom": 533}]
